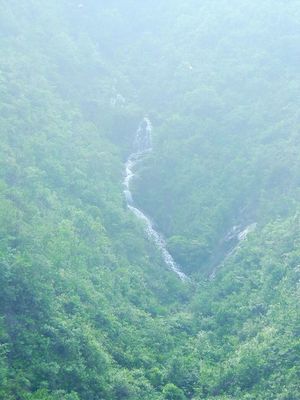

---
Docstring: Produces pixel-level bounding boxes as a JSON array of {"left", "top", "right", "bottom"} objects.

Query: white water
[
  {"left": 209, "top": 222, "right": 257, "bottom": 280},
  {"left": 238, "top": 223, "right": 257, "bottom": 241},
  {"left": 123, "top": 118, "right": 187, "bottom": 281}
]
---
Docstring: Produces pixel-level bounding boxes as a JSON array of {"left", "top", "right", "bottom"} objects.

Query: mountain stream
[{"left": 123, "top": 118, "right": 188, "bottom": 281}]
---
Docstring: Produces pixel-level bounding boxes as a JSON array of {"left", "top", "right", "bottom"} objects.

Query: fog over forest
[{"left": 0, "top": 1, "right": 299, "bottom": 399}]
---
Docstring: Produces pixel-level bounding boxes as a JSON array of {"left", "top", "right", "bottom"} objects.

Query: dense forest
[{"left": 0, "top": 1, "right": 299, "bottom": 399}]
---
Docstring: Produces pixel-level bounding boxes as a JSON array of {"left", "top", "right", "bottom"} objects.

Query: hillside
[{"left": 0, "top": 1, "right": 299, "bottom": 400}]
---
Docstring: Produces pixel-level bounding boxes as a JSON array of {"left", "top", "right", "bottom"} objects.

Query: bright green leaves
[{"left": 162, "top": 383, "right": 186, "bottom": 400}]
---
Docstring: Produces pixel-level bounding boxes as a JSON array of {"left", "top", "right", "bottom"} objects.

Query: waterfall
[
  {"left": 209, "top": 222, "right": 257, "bottom": 280},
  {"left": 123, "top": 118, "right": 187, "bottom": 281}
]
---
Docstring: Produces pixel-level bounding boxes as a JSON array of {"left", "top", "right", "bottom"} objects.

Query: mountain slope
[{"left": 0, "top": 1, "right": 299, "bottom": 400}]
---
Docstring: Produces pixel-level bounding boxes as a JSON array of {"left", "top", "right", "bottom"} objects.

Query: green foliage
[
  {"left": 167, "top": 235, "right": 210, "bottom": 273},
  {"left": 162, "top": 383, "right": 186, "bottom": 400},
  {"left": 24, "top": 389, "right": 80, "bottom": 400},
  {"left": 0, "top": 1, "right": 299, "bottom": 400}
]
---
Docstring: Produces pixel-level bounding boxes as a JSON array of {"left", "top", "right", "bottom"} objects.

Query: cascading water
[
  {"left": 209, "top": 222, "right": 257, "bottom": 280},
  {"left": 123, "top": 118, "right": 187, "bottom": 281}
]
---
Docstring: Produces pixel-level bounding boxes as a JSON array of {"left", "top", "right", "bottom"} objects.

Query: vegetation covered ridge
[{"left": 0, "top": 1, "right": 299, "bottom": 400}]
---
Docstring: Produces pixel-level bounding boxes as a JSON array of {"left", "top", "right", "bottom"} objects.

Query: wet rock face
[
  {"left": 209, "top": 222, "right": 257, "bottom": 280},
  {"left": 133, "top": 118, "right": 152, "bottom": 153}
]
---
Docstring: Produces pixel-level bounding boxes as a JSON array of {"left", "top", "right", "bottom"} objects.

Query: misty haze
[{"left": 0, "top": 2, "right": 299, "bottom": 400}]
